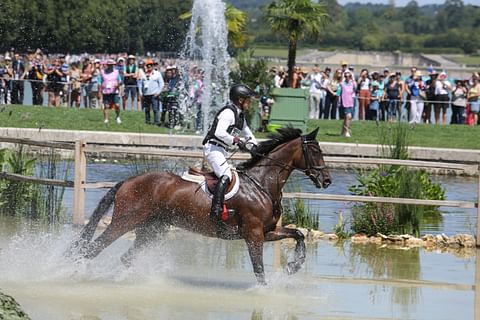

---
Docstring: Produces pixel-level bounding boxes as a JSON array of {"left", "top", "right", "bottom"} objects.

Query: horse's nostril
[{"left": 323, "top": 179, "right": 331, "bottom": 188}]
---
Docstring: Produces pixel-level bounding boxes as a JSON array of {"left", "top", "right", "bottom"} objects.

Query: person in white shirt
[
  {"left": 140, "top": 59, "right": 164, "bottom": 125},
  {"left": 202, "top": 84, "right": 258, "bottom": 222},
  {"left": 434, "top": 71, "right": 452, "bottom": 125},
  {"left": 308, "top": 64, "right": 323, "bottom": 119}
]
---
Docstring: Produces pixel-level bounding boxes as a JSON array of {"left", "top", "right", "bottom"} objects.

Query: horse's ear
[{"left": 305, "top": 127, "right": 319, "bottom": 141}]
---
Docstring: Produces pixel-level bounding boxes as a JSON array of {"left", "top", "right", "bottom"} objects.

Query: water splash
[{"left": 180, "top": 0, "right": 231, "bottom": 133}]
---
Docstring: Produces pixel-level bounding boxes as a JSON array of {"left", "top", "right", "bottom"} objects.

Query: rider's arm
[
  {"left": 214, "top": 109, "right": 236, "bottom": 146},
  {"left": 242, "top": 124, "right": 257, "bottom": 146}
]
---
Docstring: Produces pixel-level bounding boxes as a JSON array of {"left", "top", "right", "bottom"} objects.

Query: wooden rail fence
[{"left": 0, "top": 137, "right": 479, "bottom": 244}]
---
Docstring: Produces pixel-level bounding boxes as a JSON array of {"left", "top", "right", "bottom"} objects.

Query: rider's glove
[{"left": 233, "top": 137, "right": 248, "bottom": 151}]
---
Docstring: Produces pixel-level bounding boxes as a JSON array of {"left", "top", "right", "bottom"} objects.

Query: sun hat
[
  {"left": 106, "top": 59, "right": 116, "bottom": 65},
  {"left": 117, "top": 57, "right": 125, "bottom": 62},
  {"left": 127, "top": 54, "right": 135, "bottom": 60}
]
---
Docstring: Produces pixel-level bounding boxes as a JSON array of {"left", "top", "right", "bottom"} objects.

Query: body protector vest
[{"left": 202, "top": 104, "right": 244, "bottom": 146}]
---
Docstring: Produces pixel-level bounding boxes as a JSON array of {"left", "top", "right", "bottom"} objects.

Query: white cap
[
  {"left": 94, "top": 58, "right": 101, "bottom": 63},
  {"left": 117, "top": 57, "right": 125, "bottom": 62},
  {"left": 127, "top": 54, "right": 135, "bottom": 59},
  {"left": 4, "top": 56, "right": 11, "bottom": 60}
]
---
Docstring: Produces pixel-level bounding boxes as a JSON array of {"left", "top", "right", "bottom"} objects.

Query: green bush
[{"left": 349, "top": 122, "right": 445, "bottom": 236}]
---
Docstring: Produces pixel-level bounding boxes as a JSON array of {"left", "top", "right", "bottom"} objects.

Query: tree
[
  {"left": 265, "top": 0, "right": 329, "bottom": 86},
  {"left": 179, "top": 3, "right": 248, "bottom": 50}
]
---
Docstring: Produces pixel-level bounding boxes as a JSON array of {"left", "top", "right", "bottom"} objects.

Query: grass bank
[{"left": 0, "top": 105, "right": 479, "bottom": 150}]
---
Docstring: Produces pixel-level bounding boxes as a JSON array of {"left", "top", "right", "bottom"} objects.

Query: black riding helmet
[{"left": 229, "top": 84, "right": 256, "bottom": 103}]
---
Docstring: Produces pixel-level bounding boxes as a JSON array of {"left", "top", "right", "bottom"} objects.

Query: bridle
[{"left": 301, "top": 135, "right": 327, "bottom": 182}]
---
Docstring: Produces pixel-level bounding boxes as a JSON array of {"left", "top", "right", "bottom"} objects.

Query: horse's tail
[{"left": 79, "top": 180, "right": 125, "bottom": 242}]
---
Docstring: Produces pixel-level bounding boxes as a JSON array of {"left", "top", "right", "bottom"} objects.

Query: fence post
[
  {"left": 477, "top": 164, "right": 480, "bottom": 247},
  {"left": 73, "top": 139, "right": 87, "bottom": 225}
]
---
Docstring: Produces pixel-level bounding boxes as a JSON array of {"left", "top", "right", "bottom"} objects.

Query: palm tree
[
  {"left": 179, "top": 3, "right": 248, "bottom": 49},
  {"left": 266, "top": 0, "right": 329, "bottom": 86}
]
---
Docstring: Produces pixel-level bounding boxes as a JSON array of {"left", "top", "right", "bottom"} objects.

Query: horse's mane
[{"left": 239, "top": 126, "right": 302, "bottom": 169}]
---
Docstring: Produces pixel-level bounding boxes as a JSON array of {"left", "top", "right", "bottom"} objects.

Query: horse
[{"left": 70, "top": 126, "right": 331, "bottom": 285}]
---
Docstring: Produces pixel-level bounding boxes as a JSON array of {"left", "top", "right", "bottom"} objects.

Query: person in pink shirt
[{"left": 337, "top": 71, "right": 356, "bottom": 137}]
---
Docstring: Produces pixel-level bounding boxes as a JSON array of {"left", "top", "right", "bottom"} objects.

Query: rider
[{"left": 202, "top": 84, "right": 258, "bottom": 222}]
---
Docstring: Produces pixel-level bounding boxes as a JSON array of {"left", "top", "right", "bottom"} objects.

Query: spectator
[
  {"left": 324, "top": 68, "right": 341, "bottom": 120},
  {"left": 28, "top": 62, "right": 44, "bottom": 106},
  {"left": 137, "top": 60, "right": 145, "bottom": 111},
  {"left": 140, "top": 59, "right": 164, "bottom": 125},
  {"left": 69, "top": 61, "right": 81, "bottom": 108},
  {"left": 274, "top": 68, "right": 286, "bottom": 88},
  {"left": 307, "top": 64, "right": 323, "bottom": 119},
  {"left": 116, "top": 57, "right": 126, "bottom": 109},
  {"left": 368, "top": 81, "right": 381, "bottom": 121},
  {"left": 98, "top": 59, "right": 122, "bottom": 124},
  {"left": 384, "top": 74, "right": 401, "bottom": 122},
  {"left": 45, "top": 59, "right": 63, "bottom": 107},
  {"left": 406, "top": 70, "right": 425, "bottom": 124},
  {"left": 318, "top": 67, "right": 330, "bottom": 118},
  {"left": 434, "top": 71, "right": 452, "bottom": 125},
  {"left": 337, "top": 70, "right": 356, "bottom": 137},
  {"left": 423, "top": 71, "right": 438, "bottom": 123},
  {"left": 451, "top": 79, "right": 467, "bottom": 124},
  {"left": 467, "top": 73, "right": 480, "bottom": 126},
  {"left": 290, "top": 66, "right": 300, "bottom": 88},
  {"left": 123, "top": 55, "right": 138, "bottom": 111},
  {"left": 11, "top": 53, "right": 26, "bottom": 105},
  {"left": 357, "top": 68, "right": 371, "bottom": 120},
  {"left": 405, "top": 66, "right": 418, "bottom": 121},
  {"left": 2, "top": 56, "right": 13, "bottom": 104}
]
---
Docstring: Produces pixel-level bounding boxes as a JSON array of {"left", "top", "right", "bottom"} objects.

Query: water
[
  {"left": 180, "top": 0, "right": 231, "bottom": 133},
  {"left": 0, "top": 217, "right": 477, "bottom": 319}
]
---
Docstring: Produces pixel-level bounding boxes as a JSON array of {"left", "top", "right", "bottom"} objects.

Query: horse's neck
[{"left": 246, "top": 147, "right": 296, "bottom": 199}]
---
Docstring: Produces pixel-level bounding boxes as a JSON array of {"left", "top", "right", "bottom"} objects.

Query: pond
[{"left": 0, "top": 160, "right": 478, "bottom": 319}]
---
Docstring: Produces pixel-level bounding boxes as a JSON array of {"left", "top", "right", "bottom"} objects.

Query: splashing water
[{"left": 180, "top": 0, "right": 231, "bottom": 133}]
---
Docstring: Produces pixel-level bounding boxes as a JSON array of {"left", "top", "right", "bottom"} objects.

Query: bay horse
[{"left": 70, "top": 127, "right": 331, "bottom": 285}]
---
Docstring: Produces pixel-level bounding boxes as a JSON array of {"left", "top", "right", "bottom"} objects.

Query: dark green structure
[{"left": 267, "top": 88, "right": 309, "bottom": 132}]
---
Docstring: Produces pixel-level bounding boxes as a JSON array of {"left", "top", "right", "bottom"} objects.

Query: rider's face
[{"left": 240, "top": 97, "right": 252, "bottom": 110}]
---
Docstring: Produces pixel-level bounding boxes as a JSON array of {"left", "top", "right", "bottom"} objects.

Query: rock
[
  {"left": 369, "top": 236, "right": 383, "bottom": 244},
  {"left": 351, "top": 234, "right": 368, "bottom": 243},
  {"left": 325, "top": 233, "right": 338, "bottom": 241},
  {"left": 405, "top": 237, "right": 424, "bottom": 247},
  {"left": 376, "top": 233, "right": 388, "bottom": 240},
  {"left": 386, "top": 235, "right": 404, "bottom": 242},
  {"left": 310, "top": 230, "right": 325, "bottom": 240},
  {"left": 0, "top": 290, "right": 31, "bottom": 320}
]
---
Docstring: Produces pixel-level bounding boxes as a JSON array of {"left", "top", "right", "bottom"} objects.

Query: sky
[{"left": 337, "top": 0, "right": 478, "bottom": 6}]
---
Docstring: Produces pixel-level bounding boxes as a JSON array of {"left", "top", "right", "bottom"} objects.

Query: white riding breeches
[{"left": 203, "top": 143, "right": 232, "bottom": 180}]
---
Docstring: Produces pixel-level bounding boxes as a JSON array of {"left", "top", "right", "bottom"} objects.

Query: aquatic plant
[
  {"left": 282, "top": 198, "right": 319, "bottom": 230},
  {"left": 0, "top": 145, "right": 68, "bottom": 223},
  {"left": 349, "top": 122, "right": 445, "bottom": 237}
]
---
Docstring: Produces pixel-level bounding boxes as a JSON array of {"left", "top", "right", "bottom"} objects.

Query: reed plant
[
  {"left": 282, "top": 198, "right": 320, "bottom": 230},
  {"left": 0, "top": 145, "right": 69, "bottom": 223}
]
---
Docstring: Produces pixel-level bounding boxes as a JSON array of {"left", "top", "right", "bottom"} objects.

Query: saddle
[{"left": 187, "top": 167, "right": 237, "bottom": 194}]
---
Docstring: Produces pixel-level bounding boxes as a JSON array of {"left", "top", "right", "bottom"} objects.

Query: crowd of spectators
[
  {"left": 1, "top": 50, "right": 479, "bottom": 135},
  {"left": 271, "top": 61, "right": 480, "bottom": 136},
  {"left": 0, "top": 49, "right": 205, "bottom": 130}
]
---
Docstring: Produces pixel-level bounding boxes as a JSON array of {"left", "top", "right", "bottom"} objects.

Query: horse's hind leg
[
  {"left": 83, "top": 217, "right": 137, "bottom": 259},
  {"left": 120, "top": 218, "right": 167, "bottom": 267},
  {"left": 264, "top": 227, "right": 306, "bottom": 275}
]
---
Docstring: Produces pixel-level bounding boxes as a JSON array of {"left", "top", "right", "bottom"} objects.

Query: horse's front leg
[
  {"left": 244, "top": 226, "right": 266, "bottom": 285},
  {"left": 264, "top": 227, "right": 306, "bottom": 275}
]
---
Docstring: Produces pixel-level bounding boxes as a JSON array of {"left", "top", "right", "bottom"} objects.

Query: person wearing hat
[
  {"left": 11, "top": 53, "right": 26, "bottom": 105},
  {"left": 140, "top": 58, "right": 164, "bottom": 125},
  {"left": 434, "top": 71, "right": 452, "bottom": 125},
  {"left": 405, "top": 70, "right": 425, "bottom": 124},
  {"left": 307, "top": 64, "right": 323, "bottom": 119},
  {"left": 123, "top": 55, "right": 138, "bottom": 111},
  {"left": 45, "top": 58, "right": 64, "bottom": 107},
  {"left": 383, "top": 74, "right": 401, "bottom": 122},
  {"left": 202, "top": 84, "right": 258, "bottom": 226},
  {"left": 98, "top": 59, "right": 122, "bottom": 124}
]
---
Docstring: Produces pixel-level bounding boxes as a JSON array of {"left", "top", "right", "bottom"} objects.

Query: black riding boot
[{"left": 210, "top": 175, "right": 230, "bottom": 221}]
